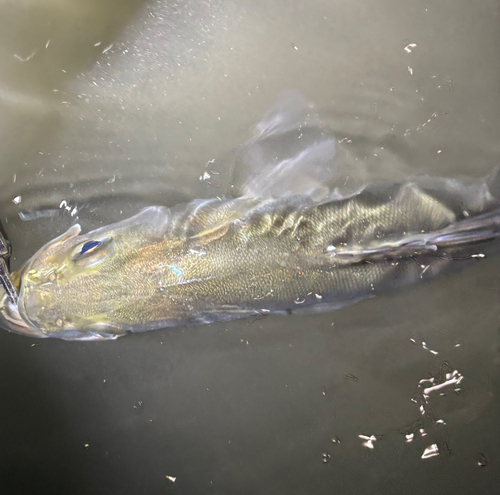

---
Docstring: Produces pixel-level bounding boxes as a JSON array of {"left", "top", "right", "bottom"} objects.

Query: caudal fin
[{"left": 330, "top": 205, "right": 500, "bottom": 264}]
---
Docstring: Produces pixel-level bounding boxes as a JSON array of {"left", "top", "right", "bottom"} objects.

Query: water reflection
[{"left": 0, "top": 0, "right": 499, "bottom": 493}]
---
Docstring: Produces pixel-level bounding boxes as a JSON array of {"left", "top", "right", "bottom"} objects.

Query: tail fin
[
  {"left": 425, "top": 168, "right": 500, "bottom": 249},
  {"left": 426, "top": 206, "right": 500, "bottom": 248},
  {"left": 331, "top": 206, "right": 500, "bottom": 264}
]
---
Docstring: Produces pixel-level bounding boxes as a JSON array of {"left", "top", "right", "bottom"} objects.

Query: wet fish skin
[
  {"left": 8, "top": 179, "right": 499, "bottom": 340},
  {"left": 2, "top": 91, "right": 499, "bottom": 340}
]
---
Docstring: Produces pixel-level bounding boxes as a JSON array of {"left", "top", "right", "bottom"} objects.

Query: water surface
[{"left": 0, "top": 1, "right": 499, "bottom": 493}]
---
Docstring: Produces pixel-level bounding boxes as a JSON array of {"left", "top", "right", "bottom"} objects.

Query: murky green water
[{"left": 0, "top": 1, "right": 499, "bottom": 493}]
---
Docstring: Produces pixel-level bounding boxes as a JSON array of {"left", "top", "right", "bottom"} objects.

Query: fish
[{"left": 1, "top": 92, "right": 499, "bottom": 340}]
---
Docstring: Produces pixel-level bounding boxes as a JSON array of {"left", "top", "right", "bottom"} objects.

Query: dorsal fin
[
  {"left": 234, "top": 91, "right": 338, "bottom": 201},
  {"left": 166, "top": 197, "right": 260, "bottom": 239}
]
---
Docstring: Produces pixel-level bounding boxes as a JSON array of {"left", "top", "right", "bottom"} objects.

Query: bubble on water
[
  {"left": 477, "top": 453, "right": 488, "bottom": 467},
  {"left": 322, "top": 453, "right": 331, "bottom": 463}
]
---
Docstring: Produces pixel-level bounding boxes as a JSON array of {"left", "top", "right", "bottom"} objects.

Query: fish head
[{"left": 17, "top": 206, "right": 172, "bottom": 339}]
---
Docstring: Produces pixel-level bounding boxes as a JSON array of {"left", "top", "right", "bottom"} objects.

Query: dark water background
[{"left": 0, "top": 1, "right": 499, "bottom": 493}]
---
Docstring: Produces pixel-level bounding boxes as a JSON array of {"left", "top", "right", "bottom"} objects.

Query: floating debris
[
  {"left": 19, "top": 209, "right": 60, "bottom": 221},
  {"left": 421, "top": 340, "right": 439, "bottom": 355},
  {"left": 58, "top": 199, "right": 79, "bottom": 218},
  {"left": 421, "top": 444, "right": 439, "bottom": 459},
  {"left": 422, "top": 369, "right": 463, "bottom": 396},
  {"left": 14, "top": 51, "right": 37, "bottom": 62},
  {"left": 359, "top": 435, "right": 378, "bottom": 449},
  {"left": 477, "top": 453, "right": 487, "bottom": 467}
]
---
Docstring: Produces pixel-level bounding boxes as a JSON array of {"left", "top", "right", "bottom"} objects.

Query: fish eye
[
  {"left": 72, "top": 237, "right": 111, "bottom": 259},
  {"left": 81, "top": 240, "right": 100, "bottom": 254}
]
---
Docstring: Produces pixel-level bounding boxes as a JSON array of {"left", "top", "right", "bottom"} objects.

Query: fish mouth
[{"left": 0, "top": 287, "right": 48, "bottom": 338}]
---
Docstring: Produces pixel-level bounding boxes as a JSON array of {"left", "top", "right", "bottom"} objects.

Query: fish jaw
[{"left": 0, "top": 286, "right": 48, "bottom": 338}]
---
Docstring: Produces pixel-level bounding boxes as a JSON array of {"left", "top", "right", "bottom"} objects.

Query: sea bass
[{"left": 1, "top": 93, "right": 499, "bottom": 340}]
